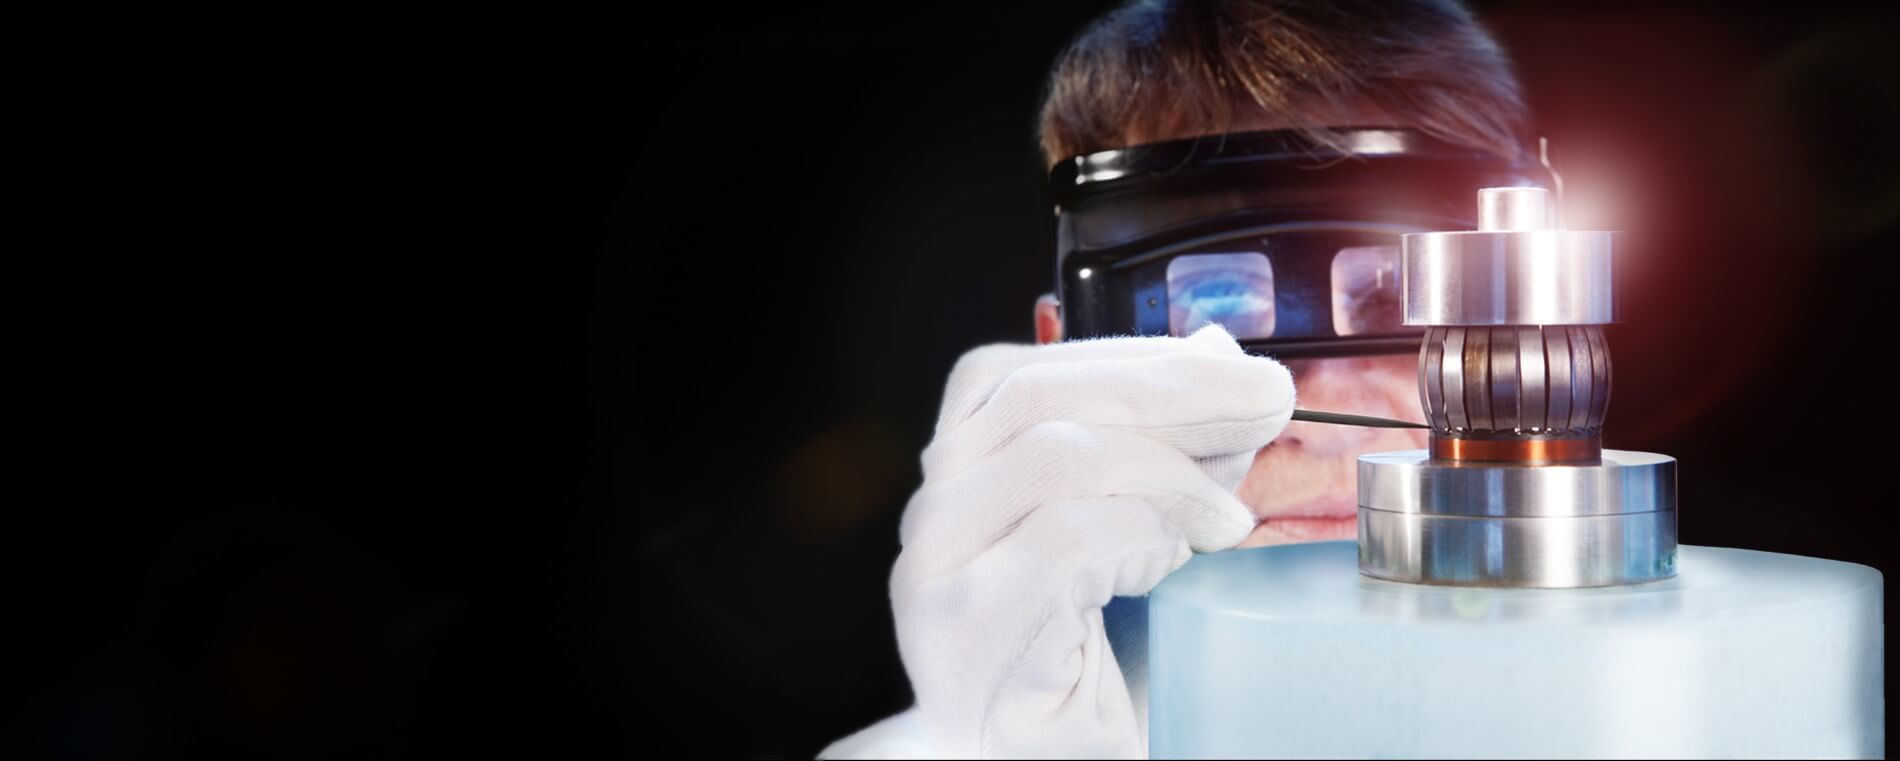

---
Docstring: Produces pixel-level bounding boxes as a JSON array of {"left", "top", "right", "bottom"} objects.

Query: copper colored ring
[{"left": 1430, "top": 435, "right": 1602, "bottom": 464}]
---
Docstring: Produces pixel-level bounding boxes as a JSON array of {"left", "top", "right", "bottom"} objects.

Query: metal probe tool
[{"left": 1289, "top": 409, "right": 1429, "bottom": 429}]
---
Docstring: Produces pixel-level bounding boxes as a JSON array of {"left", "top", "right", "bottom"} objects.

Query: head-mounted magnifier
[{"left": 1051, "top": 127, "right": 1555, "bottom": 359}]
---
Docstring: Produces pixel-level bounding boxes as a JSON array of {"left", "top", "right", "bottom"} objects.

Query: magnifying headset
[{"left": 1050, "top": 127, "right": 1556, "bottom": 360}]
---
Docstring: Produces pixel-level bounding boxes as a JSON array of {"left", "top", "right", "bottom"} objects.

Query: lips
[{"left": 1242, "top": 497, "right": 1360, "bottom": 547}]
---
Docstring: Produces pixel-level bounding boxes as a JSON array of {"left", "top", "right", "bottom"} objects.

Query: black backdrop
[{"left": 13, "top": 3, "right": 1897, "bottom": 759}]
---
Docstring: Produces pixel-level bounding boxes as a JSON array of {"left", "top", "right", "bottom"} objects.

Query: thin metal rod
[{"left": 1291, "top": 409, "right": 1430, "bottom": 430}]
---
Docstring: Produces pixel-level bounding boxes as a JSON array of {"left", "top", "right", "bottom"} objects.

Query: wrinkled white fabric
[{"left": 821, "top": 326, "right": 1296, "bottom": 759}]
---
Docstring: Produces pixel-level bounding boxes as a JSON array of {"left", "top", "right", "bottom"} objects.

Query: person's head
[{"left": 1032, "top": 0, "right": 1529, "bottom": 546}]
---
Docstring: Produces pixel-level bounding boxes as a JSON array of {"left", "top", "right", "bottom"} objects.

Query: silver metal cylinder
[
  {"left": 1358, "top": 450, "right": 1678, "bottom": 587},
  {"left": 1401, "top": 229, "right": 1618, "bottom": 326},
  {"left": 1478, "top": 186, "right": 1552, "bottom": 231}
]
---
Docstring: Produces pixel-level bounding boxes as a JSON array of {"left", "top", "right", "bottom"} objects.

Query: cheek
[
  {"left": 1236, "top": 427, "right": 1425, "bottom": 509},
  {"left": 1233, "top": 356, "right": 1428, "bottom": 519},
  {"left": 1300, "top": 384, "right": 1411, "bottom": 418},
  {"left": 1290, "top": 357, "right": 1423, "bottom": 421}
]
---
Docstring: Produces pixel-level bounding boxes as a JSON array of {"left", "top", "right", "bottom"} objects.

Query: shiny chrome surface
[
  {"left": 1417, "top": 325, "right": 1610, "bottom": 437},
  {"left": 1477, "top": 186, "right": 1552, "bottom": 231},
  {"left": 1358, "top": 507, "right": 1677, "bottom": 588},
  {"left": 1401, "top": 229, "right": 1618, "bottom": 326},
  {"left": 1358, "top": 449, "right": 1677, "bottom": 587},
  {"left": 1359, "top": 449, "right": 1674, "bottom": 518}
]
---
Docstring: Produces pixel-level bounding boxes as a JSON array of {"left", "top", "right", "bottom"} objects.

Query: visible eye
[
  {"left": 1166, "top": 252, "right": 1276, "bottom": 339},
  {"left": 1330, "top": 245, "right": 1404, "bottom": 336}
]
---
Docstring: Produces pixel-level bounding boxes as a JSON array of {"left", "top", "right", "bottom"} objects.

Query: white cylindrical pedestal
[{"left": 1148, "top": 542, "right": 1883, "bottom": 759}]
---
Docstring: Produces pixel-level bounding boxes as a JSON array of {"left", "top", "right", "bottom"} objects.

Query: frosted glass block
[{"left": 1148, "top": 541, "right": 1883, "bottom": 759}]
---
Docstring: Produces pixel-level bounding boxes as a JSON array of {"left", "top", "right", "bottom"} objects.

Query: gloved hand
[{"left": 831, "top": 325, "right": 1296, "bottom": 759}]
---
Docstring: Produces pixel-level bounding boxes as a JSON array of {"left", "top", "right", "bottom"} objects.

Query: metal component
[
  {"left": 1401, "top": 229, "right": 1618, "bottom": 326},
  {"left": 1290, "top": 409, "right": 1430, "bottom": 430},
  {"left": 1417, "top": 327, "right": 1442, "bottom": 428},
  {"left": 1478, "top": 186, "right": 1552, "bottom": 231},
  {"left": 1587, "top": 328, "right": 1613, "bottom": 427},
  {"left": 1441, "top": 327, "right": 1467, "bottom": 430},
  {"left": 1359, "top": 450, "right": 1674, "bottom": 518},
  {"left": 1417, "top": 325, "right": 1610, "bottom": 438},
  {"left": 1463, "top": 327, "right": 1491, "bottom": 429},
  {"left": 1517, "top": 326, "right": 1546, "bottom": 431},
  {"left": 1358, "top": 507, "right": 1677, "bottom": 588},
  {"left": 1358, "top": 449, "right": 1677, "bottom": 587},
  {"left": 1546, "top": 327, "right": 1573, "bottom": 429},
  {"left": 1539, "top": 136, "right": 1566, "bottom": 230},
  {"left": 1490, "top": 326, "right": 1519, "bottom": 432},
  {"left": 1361, "top": 186, "right": 1673, "bottom": 588},
  {"left": 1428, "top": 436, "right": 1600, "bottom": 463}
]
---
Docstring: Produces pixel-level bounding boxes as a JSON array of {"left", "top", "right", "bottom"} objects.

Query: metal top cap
[
  {"left": 1477, "top": 187, "right": 1552, "bottom": 231},
  {"left": 1402, "top": 187, "right": 1619, "bottom": 326}
]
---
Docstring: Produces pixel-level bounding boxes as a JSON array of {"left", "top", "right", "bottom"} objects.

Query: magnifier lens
[
  {"left": 1330, "top": 244, "right": 1404, "bottom": 336},
  {"left": 1165, "top": 252, "right": 1276, "bottom": 339}
]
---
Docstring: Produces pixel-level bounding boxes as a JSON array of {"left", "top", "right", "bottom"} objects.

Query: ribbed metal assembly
[
  {"left": 1415, "top": 325, "right": 1611, "bottom": 437},
  {"left": 1361, "top": 187, "right": 1672, "bottom": 588}
]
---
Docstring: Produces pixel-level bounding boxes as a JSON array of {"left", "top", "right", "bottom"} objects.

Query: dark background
[{"left": 13, "top": 2, "right": 1898, "bottom": 759}]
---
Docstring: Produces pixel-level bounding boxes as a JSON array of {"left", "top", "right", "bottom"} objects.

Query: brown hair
[{"left": 1037, "top": 0, "right": 1529, "bottom": 167}]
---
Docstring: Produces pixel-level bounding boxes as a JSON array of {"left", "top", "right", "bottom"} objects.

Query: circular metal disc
[
  {"left": 1357, "top": 449, "right": 1677, "bottom": 587},
  {"left": 1359, "top": 449, "right": 1674, "bottom": 517}
]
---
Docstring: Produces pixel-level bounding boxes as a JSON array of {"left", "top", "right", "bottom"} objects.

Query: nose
[{"left": 1276, "top": 423, "right": 1375, "bottom": 457}]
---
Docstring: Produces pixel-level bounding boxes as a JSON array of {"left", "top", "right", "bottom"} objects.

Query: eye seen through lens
[
  {"left": 1166, "top": 252, "right": 1276, "bottom": 339},
  {"left": 1331, "top": 245, "right": 1404, "bottom": 336}
]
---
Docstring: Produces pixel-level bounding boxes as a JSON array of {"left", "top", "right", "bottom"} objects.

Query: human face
[
  {"left": 1032, "top": 298, "right": 1426, "bottom": 547},
  {"left": 1235, "top": 355, "right": 1424, "bottom": 547},
  {"left": 1036, "top": 103, "right": 1433, "bottom": 547}
]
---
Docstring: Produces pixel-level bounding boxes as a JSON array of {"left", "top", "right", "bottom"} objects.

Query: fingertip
[
  {"left": 1184, "top": 323, "right": 1243, "bottom": 354},
  {"left": 1248, "top": 353, "right": 1298, "bottom": 419},
  {"left": 1255, "top": 351, "right": 1295, "bottom": 393},
  {"left": 1187, "top": 491, "right": 1258, "bottom": 553},
  {"left": 1195, "top": 450, "right": 1254, "bottom": 493},
  {"left": 1170, "top": 538, "right": 1194, "bottom": 574}
]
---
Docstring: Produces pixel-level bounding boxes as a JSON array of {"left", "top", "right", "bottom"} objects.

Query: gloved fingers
[
  {"left": 1006, "top": 494, "right": 1195, "bottom": 604},
  {"left": 934, "top": 324, "right": 1246, "bottom": 437},
  {"left": 922, "top": 345, "right": 1295, "bottom": 481},
  {"left": 898, "top": 494, "right": 1190, "bottom": 635},
  {"left": 981, "top": 604, "right": 1143, "bottom": 760},
  {"left": 1195, "top": 449, "right": 1256, "bottom": 494},
  {"left": 974, "top": 496, "right": 1190, "bottom": 760},
  {"left": 891, "top": 495, "right": 1177, "bottom": 759},
  {"left": 890, "top": 325, "right": 1284, "bottom": 760},
  {"left": 898, "top": 422, "right": 1256, "bottom": 572}
]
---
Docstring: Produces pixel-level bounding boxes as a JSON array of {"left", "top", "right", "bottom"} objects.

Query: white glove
[{"left": 831, "top": 325, "right": 1296, "bottom": 759}]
